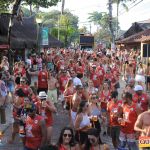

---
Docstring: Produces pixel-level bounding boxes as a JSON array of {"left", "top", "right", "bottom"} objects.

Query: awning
[{"left": 0, "top": 44, "right": 9, "bottom": 49}]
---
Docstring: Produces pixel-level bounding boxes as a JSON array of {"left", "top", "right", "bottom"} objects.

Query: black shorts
[
  {"left": 146, "top": 76, "right": 150, "bottom": 83},
  {"left": 110, "top": 126, "right": 120, "bottom": 141}
]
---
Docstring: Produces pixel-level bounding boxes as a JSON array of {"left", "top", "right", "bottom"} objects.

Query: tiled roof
[{"left": 116, "top": 29, "right": 150, "bottom": 44}]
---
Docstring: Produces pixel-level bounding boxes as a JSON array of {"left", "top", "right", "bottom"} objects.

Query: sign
[
  {"left": 139, "top": 136, "right": 150, "bottom": 148},
  {"left": 41, "top": 27, "right": 49, "bottom": 46},
  {"left": 0, "top": 45, "right": 9, "bottom": 49}
]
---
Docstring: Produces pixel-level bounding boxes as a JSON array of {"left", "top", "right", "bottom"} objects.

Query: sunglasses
[
  {"left": 63, "top": 134, "right": 72, "bottom": 137},
  {"left": 20, "top": 81, "right": 25, "bottom": 83}
]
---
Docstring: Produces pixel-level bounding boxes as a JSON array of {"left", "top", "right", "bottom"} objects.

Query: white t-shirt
[{"left": 73, "top": 77, "right": 82, "bottom": 86}]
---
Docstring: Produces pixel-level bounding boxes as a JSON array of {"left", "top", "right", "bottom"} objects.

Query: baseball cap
[
  {"left": 134, "top": 85, "right": 143, "bottom": 91},
  {"left": 38, "top": 91, "right": 47, "bottom": 100}
]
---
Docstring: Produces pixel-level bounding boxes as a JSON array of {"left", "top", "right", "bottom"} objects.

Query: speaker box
[{"left": 143, "top": 44, "right": 150, "bottom": 57}]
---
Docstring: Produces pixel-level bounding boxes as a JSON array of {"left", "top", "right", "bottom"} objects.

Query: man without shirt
[
  {"left": 47, "top": 71, "right": 59, "bottom": 109},
  {"left": 134, "top": 100, "right": 150, "bottom": 150}
]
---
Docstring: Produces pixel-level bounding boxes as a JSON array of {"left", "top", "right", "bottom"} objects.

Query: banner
[
  {"left": 139, "top": 136, "right": 150, "bottom": 148},
  {"left": 41, "top": 27, "right": 49, "bottom": 46}
]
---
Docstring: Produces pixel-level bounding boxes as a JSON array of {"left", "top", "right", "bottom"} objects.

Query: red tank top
[
  {"left": 100, "top": 91, "right": 111, "bottom": 109},
  {"left": 15, "top": 84, "right": 30, "bottom": 96},
  {"left": 121, "top": 103, "right": 137, "bottom": 134},
  {"left": 25, "top": 115, "right": 43, "bottom": 149},
  {"left": 40, "top": 101, "right": 53, "bottom": 127},
  {"left": 38, "top": 71, "right": 48, "bottom": 88}
]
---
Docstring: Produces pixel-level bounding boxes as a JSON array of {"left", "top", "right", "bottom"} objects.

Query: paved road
[{"left": 0, "top": 79, "right": 126, "bottom": 150}]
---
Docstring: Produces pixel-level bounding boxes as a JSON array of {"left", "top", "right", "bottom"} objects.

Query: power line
[
  {"left": 118, "top": 0, "right": 139, "bottom": 13},
  {"left": 119, "top": 0, "right": 144, "bottom": 16}
]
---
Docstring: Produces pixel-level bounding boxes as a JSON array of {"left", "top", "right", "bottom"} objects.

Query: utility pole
[
  {"left": 108, "top": 0, "right": 115, "bottom": 45},
  {"left": 90, "top": 24, "right": 91, "bottom": 34},
  {"left": 58, "top": 16, "right": 60, "bottom": 40}
]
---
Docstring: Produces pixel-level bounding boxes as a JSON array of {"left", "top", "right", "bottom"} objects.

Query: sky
[{"left": 46, "top": 0, "right": 150, "bottom": 33}]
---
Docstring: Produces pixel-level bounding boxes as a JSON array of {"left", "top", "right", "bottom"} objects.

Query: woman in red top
[
  {"left": 14, "top": 62, "right": 26, "bottom": 77},
  {"left": 57, "top": 127, "right": 79, "bottom": 150},
  {"left": 76, "top": 60, "right": 84, "bottom": 79},
  {"left": 38, "top": 91, "right": 57, "bottom": 145},
  {"left": 64, "top": 79, "right": 75, "bottom": 110},
  {"left": 99, "top": 82, "right": 111, "bottom": 113}
]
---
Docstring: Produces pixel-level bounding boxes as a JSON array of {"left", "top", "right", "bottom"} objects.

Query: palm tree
[
  {"left": 88, "top": 11, "right": 103, "bottom": 25},
  {"left": 113, "top": 0, "right": 136, "bottom": 37}
]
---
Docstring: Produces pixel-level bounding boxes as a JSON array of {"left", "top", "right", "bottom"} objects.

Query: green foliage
[
  {"left": 79, "top": 26, "right": 88, "bottom": 34},
  {"left": 88, "top": 11, "right": 120, "bottom": 43},
  {"left": 0, "top": 0, "right": 13, "bottom": 13},
  {"left": 25, "top": 0, "right": 60, "bottom": 8},
  {"left": 0, "top": 0, "right": 60, "bottom": 13},
  {"left": 38, "top": 10, "right": 79, "bottom": 47}
]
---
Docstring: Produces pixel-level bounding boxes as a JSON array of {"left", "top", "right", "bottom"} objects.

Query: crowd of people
[{"left": 0, "top": 48, "right": 150, "bottom": 150}]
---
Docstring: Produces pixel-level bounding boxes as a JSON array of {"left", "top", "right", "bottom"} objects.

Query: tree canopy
[{"left": 0, "top": 0, "right": 60, "bottom": 13}]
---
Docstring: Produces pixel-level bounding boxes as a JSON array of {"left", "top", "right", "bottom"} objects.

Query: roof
[
  {"left": 0, "top": 13, "right": 63, "bottom": 49},
  {"left": 0, "top": 13, "right": 37, "bottom": 49},
  {"left": 116, "top": 29, "right": 150, "bottom": 44},
  {"left": 118, "top": 19, "right": 150, "bottom": 40},
  {"left": 10, "top": 15, "right": 37, "bottom": 49}
]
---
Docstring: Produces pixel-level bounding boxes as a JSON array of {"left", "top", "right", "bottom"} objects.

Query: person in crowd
[
  {"left": 58, "top": 69, "right": 70, "bottom": 108},
  {"left": 85, "top": 128, "right": 110, "bottom": 150},
  {"left": 107, "top": 91, "right": 122, "bottom": 150},
  {"left": 47, "top": 70, "right": 59, "bottom": 109},
  {"left": 71, "top": 85, "right": 83, "bottom": 126},
  {"left": 57, "top": 127, "right": 80, "bottom": 150},
  {"left": 133, "top": 85, "right": 150, "bottom": 112},
  {"left": 0, "top": 74, "right": 7, "bottom": 124},
  {"left": 0, "top": 56, "right": 9, "bottom": 71},
  {"left": 135, "top": 62, "right": 145, "bottom": 84},
  {"left": 46, "top": 50, "right": 54, "bottom": 72},
  {"left": 70, "top": 70, "right": 82, "bottom": 87},
  {"left": 99, "top": 81, "right": 111, "bottom": 136},
  {"left": 87, "top": 80, "right": 98, "bottom": 96},
  {"left": 14, "top": 61, "right": 26, "bottom": 77},
  {"left": 124, "top": 63, "right": 134, "bottom": 84},
  {"left": 8, "top": 88, "right": 26, "bottom": 144},
  {"left": 88, "top": 93, "right": 102, "bottom": 136},
  {"left": 119, "top": 92, "right": 139, "bottom": 150},
  {"left": 15, "top": 77, "right": 32, "bottom": 97},
  {"left": 23, "top": 102, "right": 47, "bottom": 150},
  {"left": 134, "top": 101, "right": 150, "bottom": 150},
  {"left": 64, "top": 79, "right": 75, "bottom": 111},
  {"left": 37, "top": 55, "right": 43, "bottom": 71},
  {"left": 75, "top": 60, "right": 84, "bottom": 79},
  {"left": 90, "top": 65, "right": 101, "bottom": 89},
  {"left": 37, "top": 63, "right": 48, "bottom": 94},
  {"left": 145, "top": 63, "right": 150, "bottom": 91},
  {"left": 74, "top": 100, "right": 91, "bottom": 149},
  {"left": 38, "top": 91, "right": 57, "bottom": 145}
]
